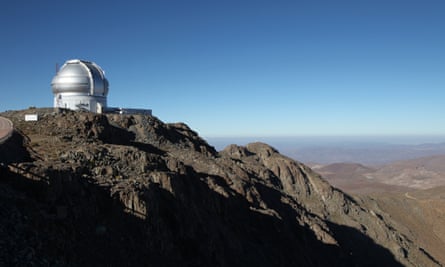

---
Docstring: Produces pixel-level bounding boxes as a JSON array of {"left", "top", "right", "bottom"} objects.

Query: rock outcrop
[{"left": 0, "top": 108, "right": 440, "bottom": 266}]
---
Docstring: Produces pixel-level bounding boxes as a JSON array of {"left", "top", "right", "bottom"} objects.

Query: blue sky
[{"left": 0, "top": 0, "right": 444, "bottom": 138}]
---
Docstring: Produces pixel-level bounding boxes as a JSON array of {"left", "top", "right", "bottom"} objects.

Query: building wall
[{"left": 54, "top": 94, "right": 107, "bottom": 113}]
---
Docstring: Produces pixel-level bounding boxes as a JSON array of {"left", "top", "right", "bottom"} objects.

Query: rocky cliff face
[{"left": 0, "top": 109, "right": 440, "bottom": 266}]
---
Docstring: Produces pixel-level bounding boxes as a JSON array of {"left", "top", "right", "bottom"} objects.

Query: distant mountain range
[
  {"left": 207, "top": 136, "right": 445, "bottom": 165},
  {"left": 285, "top": 143, "right": 445, "bottom": 165},
  {"left": 312, "top": 154, "right": 445, "bottom": 193}
]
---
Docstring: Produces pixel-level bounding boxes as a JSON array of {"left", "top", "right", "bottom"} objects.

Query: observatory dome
[
  {"left": 52, "top": 59, "right": 108, "bottom": 96},
  {"left": 51, "top": 59, "right": 109, "bottom": 113}
]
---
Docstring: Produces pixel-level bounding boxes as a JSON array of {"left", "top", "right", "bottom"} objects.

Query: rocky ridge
[{"left": 0, "top": 108, "right": 440, "bottom": 266}]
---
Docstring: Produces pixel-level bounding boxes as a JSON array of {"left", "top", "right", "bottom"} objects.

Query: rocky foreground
[{"left": 0, "top": 109, "right": 441, "bottom": 266}]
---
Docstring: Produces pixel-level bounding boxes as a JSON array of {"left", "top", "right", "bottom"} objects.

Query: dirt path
[
  {"left": 405, "top": 192, "right": 418, "bottom": 200},
  {"left": 0, "top": 116, "right": 13, "bottom": 144}
]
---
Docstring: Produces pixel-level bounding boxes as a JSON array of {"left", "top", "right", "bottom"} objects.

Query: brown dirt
[{"left": 363, "top": 187, "right": 445, "bottom": 265}]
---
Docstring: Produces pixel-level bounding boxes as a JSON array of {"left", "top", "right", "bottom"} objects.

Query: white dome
[
  {"left": 51, "top": 59, "right": 109, "bottom": 96},
  {"left": 51, "top": 59, "right": 108, "bottom": 113}
]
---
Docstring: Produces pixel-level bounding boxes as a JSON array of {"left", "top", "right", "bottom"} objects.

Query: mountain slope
[
  {"left": 313, "top": 163, "right": 414, "bottom": 194},
  {"left": 366, "top": 186, "right": 445, "bottom": 265},
  {"left": 313, "top": 155, "right": 445, "bottom": 194},
  {"left": 0, "top": 108, "right": 440, "bottom": 266},
  {"left": 371, "top": 155, "right": 445, "bottom": 189}
]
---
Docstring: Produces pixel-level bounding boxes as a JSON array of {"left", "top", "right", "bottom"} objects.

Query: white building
[
  {"left": 51, "top": 59, "right": 151, "bottom": 115},
  {"left": 51, "top": 59, "right": 109, "bottom": 113}
]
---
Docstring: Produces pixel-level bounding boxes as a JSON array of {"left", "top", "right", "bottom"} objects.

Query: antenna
[{"left": 55, "top": 63, "right": 59, "bottom": 74}]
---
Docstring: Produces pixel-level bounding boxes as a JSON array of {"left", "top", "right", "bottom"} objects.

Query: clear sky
[{"left": 1, "top": 0, "right": 444, "bottom": 138}]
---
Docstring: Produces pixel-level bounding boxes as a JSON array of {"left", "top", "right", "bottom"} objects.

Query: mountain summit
[{"left": 0, "top": 108, "right": 440, "bottom": 266}]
